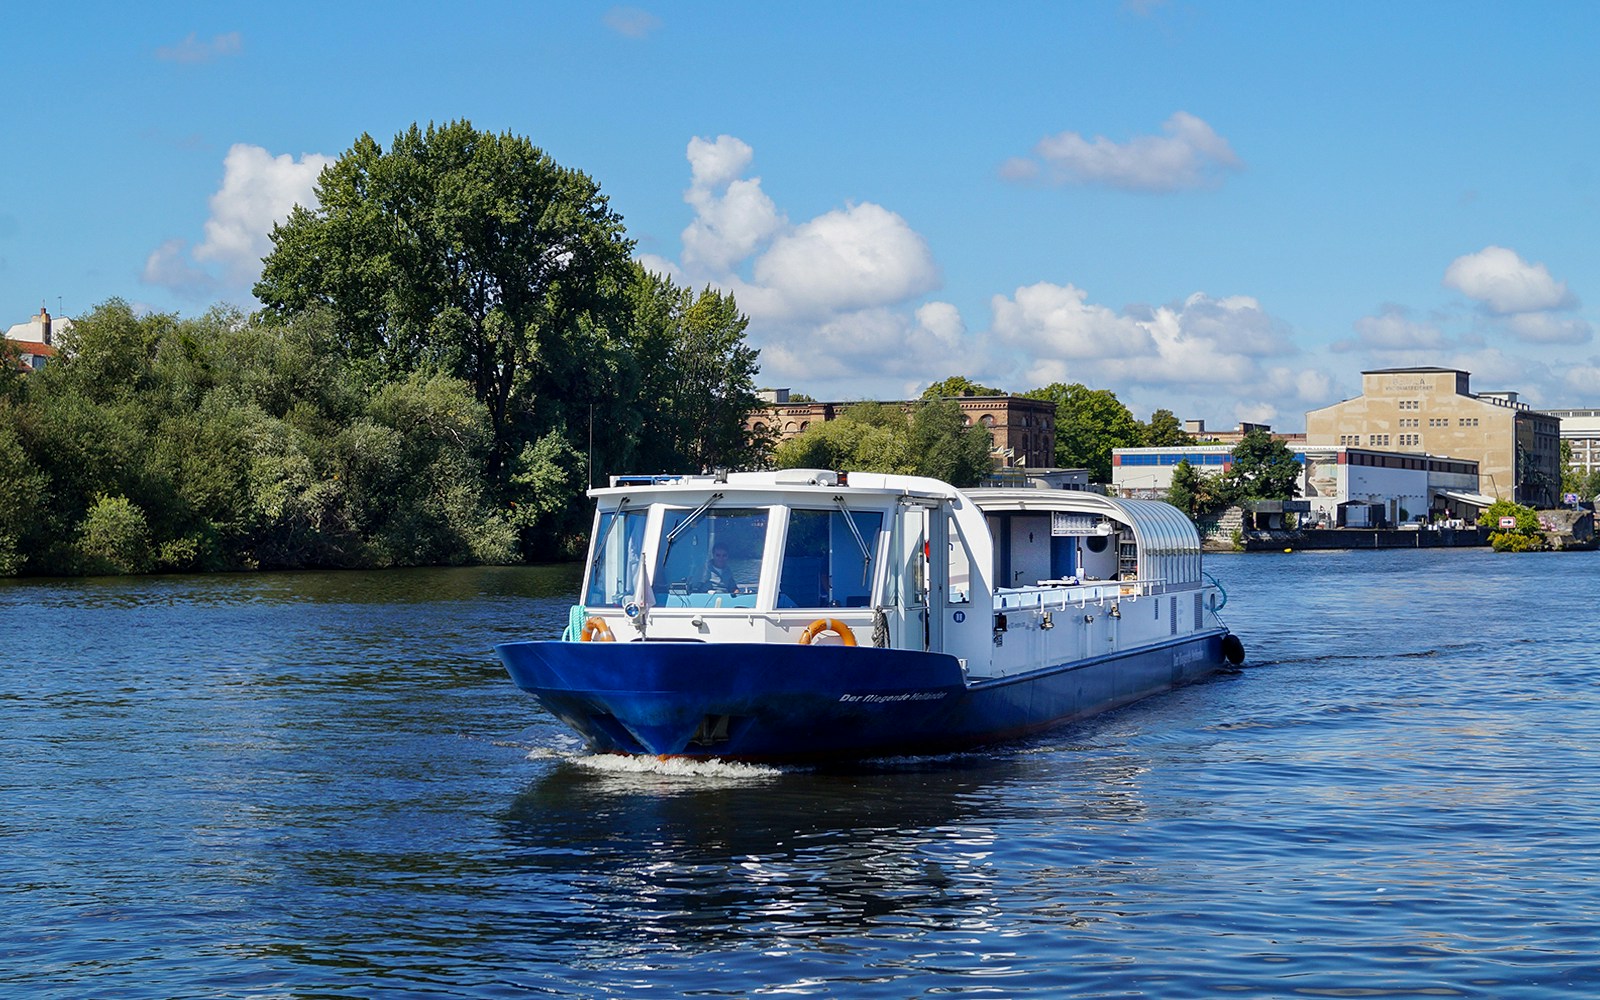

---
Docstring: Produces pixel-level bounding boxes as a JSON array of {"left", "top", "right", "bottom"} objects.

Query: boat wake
[{"left": 526, "top": 746, "right": 786, "bottom": 782}]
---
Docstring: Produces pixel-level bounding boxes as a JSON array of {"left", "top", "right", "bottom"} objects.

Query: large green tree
[
  {"left": 1022, "top": 382, "right": 1143, "bottom": 482},
  {"left": 1139, "top": 408, "right": 1190, "bottom": 447},
  {"left": 1165, "top": 457, "right": 1237, "bottom": 520},
  {"left": 921, "top": 375, "right": 1002, "bottom": 400},
  {"left": 624, "top": 267, "right": 767, "bottom": 475},
  {"left": 254, "top": 120, "right": 635, "bottom": 471},
  {"left": 1225, "top": 427, "right": 1301, "bottom": 501}
]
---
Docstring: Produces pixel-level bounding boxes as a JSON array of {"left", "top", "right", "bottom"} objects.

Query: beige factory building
[{"left": 1305, "top": 367, "right": 1560, "bottom": 507}]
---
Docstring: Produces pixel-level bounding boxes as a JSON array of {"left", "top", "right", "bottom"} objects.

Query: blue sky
[{"left": 6, "top": 2, "right": 1599, "bottom": 430}]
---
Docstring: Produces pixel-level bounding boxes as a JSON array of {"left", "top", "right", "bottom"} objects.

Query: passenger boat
[{"left": 496, "top": 469, "right": 1243, "bottom": 762}]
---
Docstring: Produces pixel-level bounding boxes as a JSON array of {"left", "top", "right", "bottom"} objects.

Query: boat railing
[{"left": 995, "top": 578, "right": 1166, "bottom": 612}]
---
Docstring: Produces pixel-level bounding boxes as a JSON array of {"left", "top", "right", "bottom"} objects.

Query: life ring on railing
[
  {"left": 798, "top": 618, "right": 857, "bottom": 646},
  {"left": 579, "top": 616, "right": 615, "bottom": 642}
]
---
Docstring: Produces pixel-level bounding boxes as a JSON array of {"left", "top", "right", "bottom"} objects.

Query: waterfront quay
[{"left": 1235, "top": 525, "right": 1489, "bottom": 551}]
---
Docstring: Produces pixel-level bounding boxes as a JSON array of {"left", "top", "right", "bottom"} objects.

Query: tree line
[
  {"left": 1, "top": 120, "right": 1287, "bottom": 577},
  {"left": 0, "top": 122, "right": 765, "bottom": 576}
]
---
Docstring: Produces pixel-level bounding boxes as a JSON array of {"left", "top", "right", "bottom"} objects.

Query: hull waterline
[{"left": 496, "top": 629, "right": 1229, "bottom": 762}]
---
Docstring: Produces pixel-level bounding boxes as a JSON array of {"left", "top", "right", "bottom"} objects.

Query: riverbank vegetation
[
  {"left": 1162, "top": 428, "right": 1302, "bottom": 520},
  {"left": 1478, "top": 499, "right": 1546, "bottom": 552},
  {"left": 2, "top": 120, "right": 1248, "bottom": 577},
  {"left": 0, "top": 122, "right": 765, "bottom": 576}
]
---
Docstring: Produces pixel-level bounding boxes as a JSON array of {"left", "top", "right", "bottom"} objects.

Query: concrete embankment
[{"left": 1236, "top": 527, "right": 1489, "bottom": 551}]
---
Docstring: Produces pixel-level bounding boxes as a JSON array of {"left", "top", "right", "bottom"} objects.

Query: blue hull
[{"left": 495, "top": 630, "right": 1230, "bottom": 762}]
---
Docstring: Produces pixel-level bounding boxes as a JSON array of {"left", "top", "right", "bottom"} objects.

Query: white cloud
[
  {"left": 1337, "top": 304, "right": 1453, "bottom": 353},
  {"left": 1503, "top": 311, "right": 1592, "bottom": 345},
  {"left": 749, "top": 203, "right": 940, "bottom": 320},
  {"left": 156, "top": 32, "right": 242, "bottom": 64},
  {"left": 603, "top": 6, "right": 661, "bottom": 38},
  {"left": 687, "top": 134, "right": 754, "bottom": 189},
  {"left": 681, "top": 137, "right": 784, "bottom": 272},
  {"left": 915, "top": 301, "right": 966, "bottom": 344},
  {"left": 644, "top": 133, "right": 1338, "bottom": 425},
  {"left": 991, "top": 282, "right": 1156, "bottom": 360},
  {"left": 1009, "top": 112, "right": 1243, "bottom": 192},
  {"left": 1561, "top": 361, "right": 1600, "bottom": 397},
  {"left": 1443, "top": 245, "right": 1574, "bottom": 315},
  {"left": 756, "top": 303, "right": 984, "bottom": 397},
  {"left": 984, "top": 283, "right": 1333, "bottom": 428},
  {"left": 644, "top": 135, "right": 957, "bottom": 397},
  {"left": 143, "top": 143, "right": 331, "bottom": 301},
  {"left": 141, "top": 238, "right": 216, "bottom": 297}
]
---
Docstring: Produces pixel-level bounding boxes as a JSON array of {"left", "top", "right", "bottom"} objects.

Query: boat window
[
  {"left": 946, "top": 514, "right": 973, "bottom": 604},
  {"left": 652, "top": 507, "right": 768, "bottom": 607},
  {"left": 778, "top": 509, "right": 883, "bottom": 609},
  {"left": 584, "top": 508, "right": 648, "bottom": 607}
]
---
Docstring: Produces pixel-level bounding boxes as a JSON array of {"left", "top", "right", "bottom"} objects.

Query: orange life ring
[
  {"left": 798, "top": 618, "right": 856, "bottom": 646},
  {"left": 579, "top": 616, "right": 615, "bottom": 642}
]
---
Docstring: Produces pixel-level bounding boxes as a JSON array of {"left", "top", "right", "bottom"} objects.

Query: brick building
[{"left": 748, "top": 390, "right": 1057, "bottom": 469}]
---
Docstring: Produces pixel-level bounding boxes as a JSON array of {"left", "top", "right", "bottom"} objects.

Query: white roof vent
[{"left": 773, "top": 469, "right": 839, "bottom": 486}]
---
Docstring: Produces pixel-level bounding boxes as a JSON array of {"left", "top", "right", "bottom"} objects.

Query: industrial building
[{"left": 1304, "top": 367, "right": 1560, "bottom": 507}]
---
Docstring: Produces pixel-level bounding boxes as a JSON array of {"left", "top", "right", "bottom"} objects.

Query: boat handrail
[{"left": 994, "top": 578, "right": 1170, "bottom": 612}]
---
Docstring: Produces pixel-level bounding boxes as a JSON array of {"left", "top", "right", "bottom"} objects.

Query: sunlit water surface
[{"left": 4, "top": 551, "right": 1599, "bottom": 998}]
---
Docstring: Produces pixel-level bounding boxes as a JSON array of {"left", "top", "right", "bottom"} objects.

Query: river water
[{"left": 4, "top": 549, "right": 1599, "bottom": 998}]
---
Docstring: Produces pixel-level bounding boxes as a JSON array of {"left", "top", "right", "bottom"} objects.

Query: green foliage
[
  {"left": 1139, "top": 408, "right": 1191, "bottom": 447},
  {"left": 1477, "top": 499, "right": 1546, "bottom": 552},
  {"left": 624, "top": 268, "right": 767, "bottom": 473},
  {"left": 1021, "top": 382, "right": 1142, "bottom": 482},
  {"left": 0, "top": 416, "right": 47, "bottom": 574},
  {"left": 78, "top": 495, "right": 154, "bottom": 575},
  {"left": 773, "top": 399, "right": 993, "bottom": 487},
  {"left": 1225, "top": 428, "right": 1301, "bottom": 501},
  {"left": 3, "top": 127, "right": 771, "bottom": 576},
  {"left": 912, "top": 398, "right": 994, "bottom": 487},
  {"left": 1165, "top": 457, "right": 1237, "bottom": 520},
  {"left": 921, "top": 375, "right": 1002, "bottom": 399},
  {"left": 1558, "top": 442, "right": 1600, "bottom": 502},
  {"left": 254, "top": 120, "right": 635, "bottom": 472}
]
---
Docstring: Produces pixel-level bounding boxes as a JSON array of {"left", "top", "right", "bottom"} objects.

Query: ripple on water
[{"left": 5, "top": 557, "right": 1600, "bottom": 998}]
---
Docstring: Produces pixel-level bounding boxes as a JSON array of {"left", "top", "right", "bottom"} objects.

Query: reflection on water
[{"left": 4, "top": 555, "right": 1600, "bottom": 998}]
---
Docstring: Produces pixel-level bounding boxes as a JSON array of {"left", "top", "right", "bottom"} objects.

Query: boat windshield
[
  {"left": 652, "top": 507, "right": 768, "bottom": 607},
  {"left": 584, "top": 507, "right": 648, "bottom": 607},
  {"left": 778, "top": 509, "right": 883, "bottom": 609}
]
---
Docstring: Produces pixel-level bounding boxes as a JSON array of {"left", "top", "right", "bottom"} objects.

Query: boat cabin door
[{"left": 890, "top": 500, "right": 945, "bottom": 652}]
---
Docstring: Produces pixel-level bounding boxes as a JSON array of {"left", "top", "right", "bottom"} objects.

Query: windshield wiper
[
  {"left": 660, "top": 492, "right": 724, "bottom": 563},
  {"left": 834, "top": 496, "right": 874, "bottom": 586}
]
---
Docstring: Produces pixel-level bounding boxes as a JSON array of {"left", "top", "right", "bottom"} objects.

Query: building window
[{"left": 980, "top": 414, "right": 995, "bottom": 428}]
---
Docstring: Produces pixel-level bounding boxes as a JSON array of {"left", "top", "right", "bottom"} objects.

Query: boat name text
[{"left": 838, "top": 691, "right": 948, "bottom": 704}]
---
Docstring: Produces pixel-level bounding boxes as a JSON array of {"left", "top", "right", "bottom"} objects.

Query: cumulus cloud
[
  {"left": 1502, "top": 311, "right": 1592, "bottom": 345},
  {"left": 143, "top": 143, "right": 331, "bottom": 300},
  {"left": 681, "top": 136, "right": 783, "bottom": 272},
  {"left": 603, "top": 6, "right": 661, "bottom": 38},
  {"left": 1443, "top": 245, "right": 1574, "bottom": 315},
  {"left": 156, "top": 32, "right": 242, "bottom": 63},
  {"left": 984, "top": 283, "right": 1332, "bottom": 427},
  {"left": 1005, "top": 112, "right": 1242, "bottom": 192},
  {"left": 1335, "top": 304, "right": 1453, "bottom": 353},
  {"left": 646, "top": 132, "right": 1331, "bottom": 420},
  {"left": 659, "top": 134, "right": 943, "bottom": 374},
  {"left": 991, "top": 282, "right": 1156, "bottom": 360},
  {"left": 1560, "top": 360, "right": 1600, "bottom": 397},
  {"left": 756, "top": 302, "right": 985, "bottom": 398},
  {"left": 748, "top": 203, "right": 940, "bottom": 320},
  {"left": 142, "top": 238, "right": 216, "bottom": 298}
]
